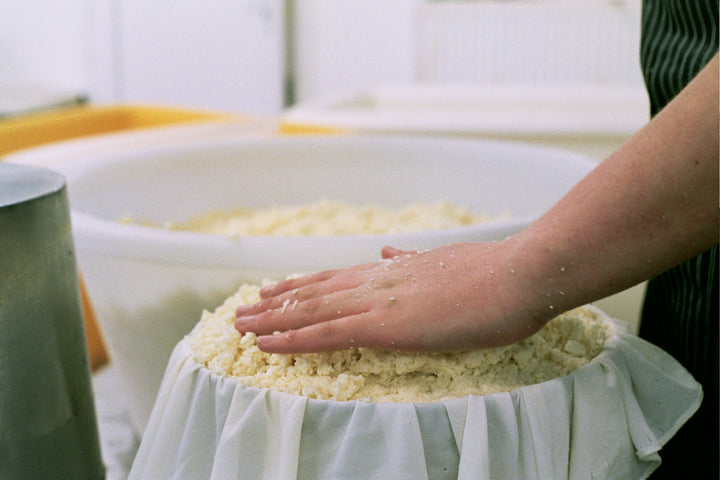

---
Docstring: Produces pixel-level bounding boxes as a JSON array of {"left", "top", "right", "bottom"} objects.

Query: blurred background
[
  {"left": 2, "top": 2, "right": 654, "bottom": 477},
  {"left": 1, "top": 0, "right": 646, "bottom": 116},
  {"left": 1, "top": 0, "right": 650, "bottom": 325}
]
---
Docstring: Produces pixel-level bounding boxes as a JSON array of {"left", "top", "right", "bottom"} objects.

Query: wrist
[{"left": 500, "top": 230, "right": 585, "bottom": 324}]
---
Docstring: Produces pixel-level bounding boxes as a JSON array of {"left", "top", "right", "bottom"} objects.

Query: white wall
[
  {"left": 291, "top": 0, "right": 416, "bottom": 104},
  {"left": 413, "top": 0, "right": 644, "bottom": 87},
  {"left": 1, "top": 0, "right": 285, "bottom": 115},
  {"left": 0, "top": 0, "right": 89, "bottom": 93},
  {"left": 2, "top": 0, "right": 644, "bottom": 112},
  {"left": 290, "top": 0, "right": 645, "bottom": 103},
  {"left": 93, "top": 0, "right": 285, "bottom": 114}
]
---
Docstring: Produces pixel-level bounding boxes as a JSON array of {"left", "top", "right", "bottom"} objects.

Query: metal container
[{"left": 0, "top": 163, "right": 104, "bottom": 479}]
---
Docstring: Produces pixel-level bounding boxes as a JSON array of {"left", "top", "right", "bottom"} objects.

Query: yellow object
[
  {"left": 0, "top": 104, "right": 345, "bottom": 372},
  {"left": 278, "top": 120, "right": 350, "bottom": 136},
  {"left": 0, "top": 104, "right": 231, "bottom": 157},
  {"left": 0, "top": 103, "right": 230, "bottom": 371}
]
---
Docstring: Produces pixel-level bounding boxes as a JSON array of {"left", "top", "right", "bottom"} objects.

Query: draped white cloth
[{"left": 129, "top": 311, "right": 702, "bottom": 480}]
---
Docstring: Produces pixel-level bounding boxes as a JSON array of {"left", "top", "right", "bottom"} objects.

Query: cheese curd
[
  {"left": 188, "top": 282, "right": 611, "bottom": 403},
  {"left": 124, "top": 199, "right": 501, "bottom": 237}
]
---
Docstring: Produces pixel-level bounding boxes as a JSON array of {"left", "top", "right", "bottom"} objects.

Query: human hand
[
  {"left": 235, "top": 241, "right": 550, "bottom": 353},
  {"left": 237, "top": 54, "right": 720, "bottom": 354}
]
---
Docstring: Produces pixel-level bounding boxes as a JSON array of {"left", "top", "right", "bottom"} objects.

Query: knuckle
[
  {"left": 294, "top": 284, "right": 322, "bottom": 302},
  {"left": 315, "top": 319, "right": 342, "bottom": 339},
  {"left": 298, "top": 295, "right": 324, "bottom": 315},
  {"left": 257, "top": 297, "right": 278, "bottom": 311}
]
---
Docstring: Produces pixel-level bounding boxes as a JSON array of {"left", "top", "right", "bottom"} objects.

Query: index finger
[
  {"left": 258, "top": 270, "right": 337, "bottom": 298},
  {"left": 257, "top": 258, "right": 384, "bottom": 297}
]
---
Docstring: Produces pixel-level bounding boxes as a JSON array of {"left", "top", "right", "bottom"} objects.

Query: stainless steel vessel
[{"left": 0, "top": 163, "right": 104, "bottom": 479}]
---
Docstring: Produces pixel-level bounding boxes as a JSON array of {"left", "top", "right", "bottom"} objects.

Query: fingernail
[
  {"left": 234, "top": 317, "right": 253, "bottom": 332},
  {"left": 235, "top": 304, "right": 253, "bottom": 316},
  {"left": 258, "top": 285, "right": 275, "bottom": 297},
  {"left": 256, "top": 335, "right": 279, "bottom": 350}
]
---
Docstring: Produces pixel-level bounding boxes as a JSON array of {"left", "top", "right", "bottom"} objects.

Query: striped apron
[{"left": 638, "top": 1, "right": 718, "bottom": 477}]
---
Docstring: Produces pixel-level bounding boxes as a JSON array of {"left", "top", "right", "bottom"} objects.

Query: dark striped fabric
[
  {"left": 640, "top": 0, "right": 719, "bottom": 116},
  {"left": 638, "top": 1, "right": 719, "bottom": 478}
]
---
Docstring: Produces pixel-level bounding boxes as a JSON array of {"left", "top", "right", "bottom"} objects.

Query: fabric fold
[{"left": 129, "top": 310, "right": 702, "bottom": 480}]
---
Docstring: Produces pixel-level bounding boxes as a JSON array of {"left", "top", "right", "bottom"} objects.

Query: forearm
[
  {"left": 236, "top": 55, "right": 718, "bottom": 354},
  {"left": 512, "top": 54, "right": 719, "bottom": 321}
]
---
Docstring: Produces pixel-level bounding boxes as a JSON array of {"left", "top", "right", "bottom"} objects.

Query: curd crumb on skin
[{"left": 188, "top": 280, "right": 612, "bottom": 403}]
